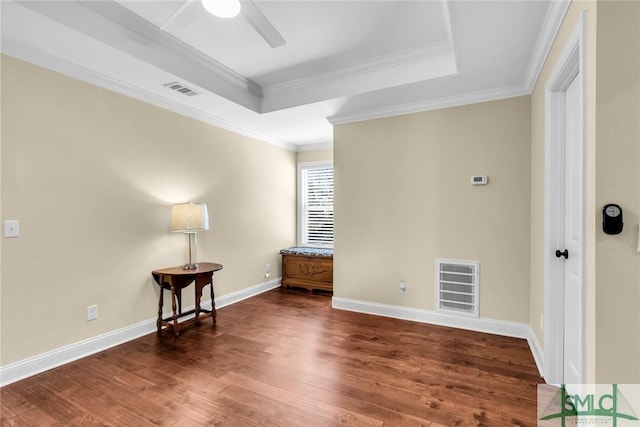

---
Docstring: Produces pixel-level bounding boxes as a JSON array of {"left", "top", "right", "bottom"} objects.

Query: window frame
[{"left": 297, "top": 160, "right": 334, "bottom": 248}]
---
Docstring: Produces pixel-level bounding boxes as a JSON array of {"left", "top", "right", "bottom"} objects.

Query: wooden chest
[{"left": 279, "top": 247, "right": 333, "bottom": 293}]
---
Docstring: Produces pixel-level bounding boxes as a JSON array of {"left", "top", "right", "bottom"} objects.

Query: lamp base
[{"left": 181, "top": 232, "right": 198, "bottom": 270}]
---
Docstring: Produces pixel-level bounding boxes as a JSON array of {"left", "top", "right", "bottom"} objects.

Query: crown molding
[
  {"left": 263, "top": 50, "right": 456, "bottom": 114},
  {"left": 19, "top": 0, "right": 263, "bottom": 112},
  {"left": 327, "top": 0, "right": 570, "bottom": 127},
  {"left": 327, "top": 83, "right": 529, "bottom": 125},
  {"left": 264, "top": 41, "right": 453, "bottom": 98},
  {"left": 84, "top": 0, "right": 263, "bottom": 98},
  {"left": 440, "top": 0, "right": 460, "bottom": 71},
  {"left": 261, "top": 0, "right": 455, "bottom": 112},
  {"left": 4, "top": 0, "right": 566, "bottom": 149},
  {"left": 1, "top": 39, "right": 297, "bottom": 152},
  {"left": 522, "top": 0, "right": 572, "bottom": 92}
]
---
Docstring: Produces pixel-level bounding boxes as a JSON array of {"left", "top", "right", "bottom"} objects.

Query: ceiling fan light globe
[{"left": 202, "top": 0, "right": 241, "bottom": 18}]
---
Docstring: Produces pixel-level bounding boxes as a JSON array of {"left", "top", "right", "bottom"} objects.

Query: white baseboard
[
  {"left": 526, "top": 326, "right": 545, "bottom": 378},
  {"left": 0, "top": 278, "right": 281, "bottom": 387},
  {"left": 213, "top": 277, "right": 281, "bottom": 310},
  {"left": 332, "top": 297, "right": 545, "bottom": 378},
  {"left": 0, "top": 318, "right": 157, "bottom": 388}
]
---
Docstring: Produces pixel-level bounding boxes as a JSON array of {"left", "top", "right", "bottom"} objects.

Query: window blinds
[{"left": 301, "top": 166, "right": 334, "bottom": 246}]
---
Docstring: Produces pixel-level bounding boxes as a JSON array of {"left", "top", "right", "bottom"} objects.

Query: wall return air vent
[
  {"left": 436, "top": 259, "right": 479, "bottom": 317},
  {"left": 163, "top": 81, "right": 200, "bottom": 97}
]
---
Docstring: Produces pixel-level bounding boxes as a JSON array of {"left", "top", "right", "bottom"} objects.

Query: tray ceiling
[{"left": 0, "top": 0, "right": 569, "bottom": 149}]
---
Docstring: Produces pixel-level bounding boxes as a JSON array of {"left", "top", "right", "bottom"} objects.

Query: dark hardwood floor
[{"left": 1, "top": 288, "right": 543, "bottom": 426}]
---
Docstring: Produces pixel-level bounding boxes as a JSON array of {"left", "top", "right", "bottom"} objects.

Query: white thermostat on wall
[{"left": 470, "top": 175, "right": 488, "bottom": 185}]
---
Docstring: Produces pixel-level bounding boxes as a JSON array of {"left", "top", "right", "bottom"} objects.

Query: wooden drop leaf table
[{"left": 151, "top": 262, "right": 223, "bottom": 337}]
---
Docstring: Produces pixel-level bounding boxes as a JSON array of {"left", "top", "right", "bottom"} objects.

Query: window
[{"left": 298, "top": 161, "right": 334, "bottom": 247}]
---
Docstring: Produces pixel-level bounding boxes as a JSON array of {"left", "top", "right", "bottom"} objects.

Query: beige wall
[
  {"left": 296, "top": 148, "right": 333, "bottom": 164},
  {"left": 0, "top": 56, "right": 296, "bottom": 365},
  {"left": 594, "top": 0, "right": 640, "bottom": 383},
  {"left": 334, "top": 96, "right": 531, "bottom": 322}
]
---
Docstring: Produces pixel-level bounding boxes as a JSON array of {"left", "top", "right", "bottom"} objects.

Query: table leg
[
  {"left": 157, "top": 276, "right": 164, "bottom": 335},
  {"left": 194, "top": 281, "right": 202, "bottom": 324},
  {"left": 170, "top": 281, "right": 179, "bottom": 337},
  {"left": 210, "top": 280, "right": 217, "bottom": 324}
]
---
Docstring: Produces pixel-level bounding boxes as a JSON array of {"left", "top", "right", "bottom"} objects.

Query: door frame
[{"left": 543, "top": 12, "right": 587, "bottom": 385}]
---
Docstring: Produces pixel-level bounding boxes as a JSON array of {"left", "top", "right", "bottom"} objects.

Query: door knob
[{"left": 555, "top": 249, "right": 569, "bottom": 259}]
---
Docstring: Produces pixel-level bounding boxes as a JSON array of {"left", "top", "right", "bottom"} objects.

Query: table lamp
[{"left": 170, "top": 202, "right": 210, "bottom": 270}]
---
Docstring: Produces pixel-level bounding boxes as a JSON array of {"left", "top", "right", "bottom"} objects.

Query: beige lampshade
[{"left": 170, "top": 203, "right": 210, "bottom": 232}]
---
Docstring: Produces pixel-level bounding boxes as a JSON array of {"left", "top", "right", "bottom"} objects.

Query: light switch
[{"left": 4, "top": 220, "right": 19, "bottom": 238}]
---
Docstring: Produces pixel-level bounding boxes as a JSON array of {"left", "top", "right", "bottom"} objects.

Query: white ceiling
[{"left": 0, "top": 0, "right": 569, "bottom": 151}]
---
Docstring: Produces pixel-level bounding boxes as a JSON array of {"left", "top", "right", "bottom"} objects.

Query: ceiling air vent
[
  {"left": 163, "top": 81, "right": 200, "bottom": 97},
  {"left": 436, "top": 259, "right": 479, "bottom": 317}
]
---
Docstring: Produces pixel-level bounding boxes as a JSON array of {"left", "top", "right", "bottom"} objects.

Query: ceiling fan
[
  {"left": 165, "top": 0, "right": 286, "bottom": 48},
  {"left": 237, "top": 0, "right": 286, "bottom": 48}
]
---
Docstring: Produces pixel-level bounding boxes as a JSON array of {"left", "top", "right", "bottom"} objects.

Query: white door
[
  {"left": 544, "top": 14, "right": 585, "bottom": 387},
  {"left": 561, "top": 73, "right": 584, "bottom": 385}
]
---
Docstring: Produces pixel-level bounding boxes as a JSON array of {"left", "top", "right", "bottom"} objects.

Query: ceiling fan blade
[
  {"left": 160, "top": 0, "right": 196, "bottom": 31},
  {"left": 241, "top": 0, "right": 286, "bottom": 48}
]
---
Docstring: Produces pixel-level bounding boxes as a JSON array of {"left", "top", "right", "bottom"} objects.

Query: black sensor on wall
[{"left": 602, "top": 203, "right": 623, "bottom": 235}]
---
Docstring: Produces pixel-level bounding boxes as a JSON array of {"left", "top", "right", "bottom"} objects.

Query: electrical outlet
[
  {"left": 398, "top": 281, "right": 408, "bottom": 294},
  {"left": 265, "top": 263, "right": 271, "bottom": 274},
  {"left": 87, "top": 304, "right": 98, "bottom": 321}
]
